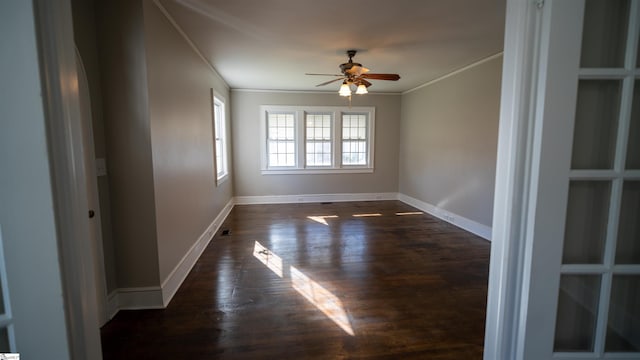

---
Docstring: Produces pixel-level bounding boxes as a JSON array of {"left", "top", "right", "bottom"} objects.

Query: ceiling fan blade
[
  {"left": 306, "top": 73, "right": 344, "bottom": 77},
  {"left": 361, "top": 73, "right": 401, "bottom": 81},
  {"left": 315, "top": 77, "right": 345, "bottom": 87},
  {"left": 358, "top": 79, "right": 372, "bottom": 87}
]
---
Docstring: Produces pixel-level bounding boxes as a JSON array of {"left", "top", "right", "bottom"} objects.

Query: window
[
  {"left": 341, "top": 113, "right": 368, "bottom": 165},
  {"left": 306, "top": 113, "right": 332, "bottom": 167},
  {"left": 261, "top": 105, "right": 375, "bottom": 174},
  {"left": 213, "top": 94, "right": 228, "bottom": 183},
  {"left": 267, "top": 112, "right": 296, "bottom": 167}
]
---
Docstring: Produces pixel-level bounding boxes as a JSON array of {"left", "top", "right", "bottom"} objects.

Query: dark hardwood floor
[{"left": 101, "top": 201, "right": 491, "bottom": 359}]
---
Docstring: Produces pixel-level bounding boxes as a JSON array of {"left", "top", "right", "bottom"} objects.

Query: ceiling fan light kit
[
  {"left": 307, "top": 50, "right": 400, "bottom": 97},
  {"left": 339, "top": 81, "right": 352, "bottom": 96}
]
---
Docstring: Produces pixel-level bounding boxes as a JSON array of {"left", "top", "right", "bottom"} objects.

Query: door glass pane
[
  {"left": 626, "top": 81, "right": 640, "bottom": 169},
  {"left": 0, "top": 275, "right": 4, "bottom": 315},
  {"left": 0, "top": 327, "right": 9, "bottom": 352},
  {"left": 615, "top": 181, "right": 640, "bottom": 264},
  {"left": 605, "top": 275, "right": 640, "bottom": 352},
  {"left": 563, "top": 181, "right": 610, "bottom": 264},
  {"left": 554, "top": 275, "right": 601, "bottom": 352},
  {"left": 637, "top": 37, "right": 640, "bottom": 68},
  {"left": 580, "top": 0, "right": 630, "bottom": 68},
  {"left": 571, "top": 80, "right": 621, "bottom": 169}
]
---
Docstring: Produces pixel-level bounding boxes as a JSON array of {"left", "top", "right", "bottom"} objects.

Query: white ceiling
[{"left": 159, "top": 0, "right": 506, "bottom": 93}]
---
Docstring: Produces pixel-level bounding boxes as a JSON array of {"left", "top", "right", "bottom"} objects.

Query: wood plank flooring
[{"left": 101, "top": 201, "right": 491, "bottom": 359}]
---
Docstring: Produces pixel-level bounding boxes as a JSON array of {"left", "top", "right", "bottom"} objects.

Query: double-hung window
[
  {"left": 213, "top": 94, "right": 228, "bottom": 183},
  {"left": 306, "top": 113, "right": 332, "bottom": 167},
  {"left": 267, "top": 112, "right": 296, "bottom": 167},
  {"left": 261, "top": 105, "right": 375, "bottom": 174},
  {"left": 341, "top": 113, "right": 368, "bottom": 166}
]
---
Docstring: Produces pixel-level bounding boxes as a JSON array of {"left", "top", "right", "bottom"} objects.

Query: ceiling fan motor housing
[
  {"left": 340, "top": 49, "right": 360, "bottom": 74},
  {"left": 340, "top": 62, "right": 362, "bottom": 74}
]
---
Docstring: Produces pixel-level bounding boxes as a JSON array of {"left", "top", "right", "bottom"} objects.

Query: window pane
[
  {"left": 305, "top": 114, "right": 332, "bottom": 167},
  {"left": 554, "top": 275, "right": 601, "bottom": 352},
  {"left": 267, "top": 112, "right": 296, "bottom": 168},
  {"left": 615, "top": 181, "right": 640, "bottom": 264},
  {"left": 572, "top": 80, "right": 621, "bottom": 169},
  {"left": 626, "top": 81, "right": 640, "bottom": 169},
  {"left": 580, "top": 0, "right": 629, "bottom": 68},
  {"left": 322, "top": 142, "right": 330, "bottom": 153},
  {"left": 342, "top": 114, "right": 368, "bottom": 165},
  {"left": 563, "top": 181, "right": 610, "bottom": 264},
  {"left": 605, "top": 275, "right": 640, "bottom": 352},
  {"left": 213, "top": 98, "right": 227, "bottom": 179}
]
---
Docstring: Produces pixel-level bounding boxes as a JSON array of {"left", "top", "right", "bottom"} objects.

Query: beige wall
[
  {"left": 231, "top": 92, "right": 401, "bottom": 196},
  {"left": 94, "top": 0, "right": 233, "bottom": 290},
  {"left": 96, "top": 0, "right": 160, "bottom": 288},
  {"left": 143, "top": 1, "right": 232, "bottom": 282},
  {"left": 399, "top": 56, "right": 502, "bottom": 227}
]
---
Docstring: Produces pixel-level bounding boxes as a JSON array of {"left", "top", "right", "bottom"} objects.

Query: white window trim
[
  {"left": 260, "top": 105, "right": 375, "bottom": 175},
  {"left": 213, "top": 91, "right": 229, "bottom": 185}
]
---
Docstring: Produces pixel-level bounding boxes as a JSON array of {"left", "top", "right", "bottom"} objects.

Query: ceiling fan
[{"left": 306, "top": 50, "right": 401, "bottom": 96}]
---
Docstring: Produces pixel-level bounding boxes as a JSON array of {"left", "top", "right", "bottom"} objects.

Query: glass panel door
[{"left": 551, "top": 0, "right": 640, "bottom": 357}]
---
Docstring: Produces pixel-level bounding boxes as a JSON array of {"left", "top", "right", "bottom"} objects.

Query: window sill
[
  {"left": 261, "top": 168, "right": 374, "bottom": 175},
  {"left": 216, "top": 173, "right": 229, "bottom": 186}
]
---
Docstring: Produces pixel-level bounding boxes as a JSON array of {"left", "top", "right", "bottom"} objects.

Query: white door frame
[
  {"left": 34, "top": 0, "right": 103, "bottom": 358},
  {"left": 484, "top": 0, "right": 547, "bottom": 358}
]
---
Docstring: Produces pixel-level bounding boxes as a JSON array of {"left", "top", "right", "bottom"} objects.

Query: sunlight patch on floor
[
  {"left": 252, "top": 241, "right": 355, "bottom": 335},
  {"left": 291, "top": 266, "right": 355, "bottom": 336},
  {"left": 395, "top": 211, "right": 424, "bottom": 216},
  {"left": 253, "top": 241, "right": 283, "bottom": 278},
  {"left": 307, "top": 215, "right": 338, "bottom": 225},
  {"left": 352, "top": 213, "right": 382, "bottom": 217}
]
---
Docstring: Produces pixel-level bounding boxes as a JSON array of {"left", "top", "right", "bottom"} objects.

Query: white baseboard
[
  {"left": 106, "top": 286, "right": 164, "bottom": 319},
  {"left": 160, "top": 198, "right": 235, "bottom": 306},
  {"left": 106, "top": 199, "right": 235, "bottom": 318},
  {"left": 234, "top": 192, "right": 398, "bottom": 205},
  {"left": 397, "top": 193, "right": 492, "bottom": 241}
]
